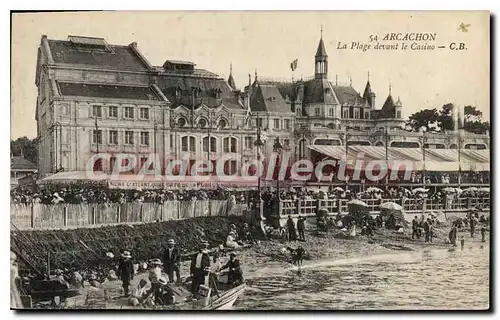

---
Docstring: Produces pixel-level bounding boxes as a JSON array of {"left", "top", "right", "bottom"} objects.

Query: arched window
[
  {"left": 177, "top": 117, "right": 187, "bottom": 128},
  {"left": 218, "top": 119, "right": 227, "bottom": 129},
  {"left": 223, "top": 137, "right": 237, "bottom": 153},
  {"left": 375, "top": 141, "right": 384, "bottom": 147},
  {"left": 181, "top": 136, "right": 196, "bottom": 152},
  {"left": 203, "top": 136, "right": 217, "bottom": 152},
  {"left": 198, "top": 117, "right": 207, "bottom": 128}
]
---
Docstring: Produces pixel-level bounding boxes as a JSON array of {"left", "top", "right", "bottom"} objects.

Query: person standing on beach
[
  {"left": 162, "top": 239, "right": 181, "bottom": 285},
  {"left": 287, "top": 215, "right": 297, "bottom": 241},
  {"left": 460, "top": 236, "right": 465, "bottom": 250},
  {"left": 481, "top": 226, "right": 486, "bottom": 242},
  {"left": 297, "top": 216, "right": 306, "bottom": 241},
  {"left": 117, "top": 251, "right": 134, "bottom": 297},
  {"left": 423, "top": 219, "right": 430, "bottom": 243},
  {"left": 469, "top": 213, "right": 476, "bottom": 238},
  {"left": 449, "top": 225, "right": 458, "bottom": 247},
  {"left": 190, "top": 241, "right": 210, "bottom": 294},
  {"left": 412, "top": 216, "right": 419, "bottom": 240}
]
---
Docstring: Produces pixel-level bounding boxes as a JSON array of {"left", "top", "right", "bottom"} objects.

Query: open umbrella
[
  {"left": 348, "top": 199, "right": 368, "bottom": 207},
  {"left": 462, "top": 187, "right": 478, "bottom": 192},
  {"left": 412, "top": 188, "right": 428, "bottom": 194},
  {"left": 443, "top": 187, "right": 456, "bottom": 193},
  {"left": 332, "top": 186, "right": 344, "bottom": 192},
  {"left": 366, "top": 187, "right": 383, "bottom": 193},
  {"left": 379, "top": 202, "right": 403, "bottom": 211},
  {"left": 479, "top": 187, "right": 490, "bottom": 193}
]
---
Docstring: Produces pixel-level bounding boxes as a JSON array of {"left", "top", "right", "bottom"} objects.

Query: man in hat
[
  {"left": 190, "top": 241, "right": 211, "bottom": 294},
  {"left": 117, "top": 250, "right": 134, "bottom": 297},
  {"left": 297, "top": 215, "right": 306, "bottom": 241},
  {"left": 163, "top": 239, "right": 181, "bottom": 285},
  {"left": 221, "top": 252, "right": 243, "bottom": 286}
]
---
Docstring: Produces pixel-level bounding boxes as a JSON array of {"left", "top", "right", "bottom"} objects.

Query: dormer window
[
  {"left": 191, "top": 87, "right": 202, "bottom": 98},
  {"left": 174, "top": 86, "right": 182, "bottom": 98},
  {"left": 324, "top": 88, "right": 331, "bottom": 93},
  {"left": 213, "top": 88, "right": 222, "bottom": 99}
]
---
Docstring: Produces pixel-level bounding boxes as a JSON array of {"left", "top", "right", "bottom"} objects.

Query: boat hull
[{"left": 205, "top": 284, "right": 245, "bottom": 310}]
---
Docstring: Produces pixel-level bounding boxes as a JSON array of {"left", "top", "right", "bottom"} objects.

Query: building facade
[{"left": 34, "top": 34, "right": 490, "bottom": 175}]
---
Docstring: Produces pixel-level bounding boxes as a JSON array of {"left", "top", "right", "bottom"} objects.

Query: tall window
[
  {"left": 92, "top": 106, "right": 102, "bottom": 118},
  {"left": 244, "top": 136, "right": 253, "bottom": 149},
  {"left": 109, "top": 106, "right": 118, "bottom": 118},
  {"left": 181, "top": 136, "right": 188, "bottom": 151},
  {"left": 354, "top": 109, "right": 360, "bottom": 119},
  {"left": 256, "top": 118, "right": 263, "bottom": 128},
  {"left": 181, "top": 136, "right": 196, "bottom": 152},
  {"left": 329, "top": 108, "right": 334, "bottom": 117},
  {"left": 364, "top": 111, "right": 370, "bottom": 119},
  {"left": 343, "top": 109, "right": 349, "bottom": 119},
  {"left": 315, "top": 107, "right": 320, "bottom": 116},
  {"left": 396, "top": 111, "right": 401, "bottom": 119},
  {"left": 109, "top": 130, "right": 118, "bottom": 144},
  {"left": 125, "top": 131, "right": 134, "bottom": 145},
  {"left": 203, "top": 136, "right": 217, "bottom": 152},
  {"left": 284, "top": 119, "right": 290, "bottom": 130},
  {"left": 274, "top": 119, "right": 280, "bottom": 129},
  {"left": 124, "top": 107, "right": 134, "bottom": 119},
  {"left": 223, "top": 137, "right": 237, "bottom": 153},
  {"left": 139, "top": 107, "right": 149, "bottom": 120},
  {"left": 92, "top": 129, "right": 102, "bottom": 144},
  {"left": 140, "top": 131, "right": 150, "bottom": 146}
]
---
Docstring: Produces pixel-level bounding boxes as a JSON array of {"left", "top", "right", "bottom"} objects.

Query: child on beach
[{"left": 460, "top": 236, "right": 465, "bottom": 250}]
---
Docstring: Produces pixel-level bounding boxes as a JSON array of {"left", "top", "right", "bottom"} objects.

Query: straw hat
[
  {"left": 121, "top": 251, "right": 132, "bottom": 259},
  {"left": 168, "top": 239, "right": 175, "bottom": 245},
  {"left": 149, "top": 258, "right": 163, "bottom": 266},
  {"left": 106, "top": 252, "right": 114, "bottom": 259},
  {"left": 158, "top": 277, "right": 168, "bottom": 285}
]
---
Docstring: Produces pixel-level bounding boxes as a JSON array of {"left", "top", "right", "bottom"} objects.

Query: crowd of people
[{"left": 10, "top": 185, "right": 253, "bottom": 205}]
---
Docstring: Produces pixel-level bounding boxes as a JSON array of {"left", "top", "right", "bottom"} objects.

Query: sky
[{"left": 11, "top": 11, "right": 490, "bottom": 139}]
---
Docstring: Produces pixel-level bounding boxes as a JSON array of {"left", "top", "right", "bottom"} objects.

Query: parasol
[
  {"left": 366, "top": 187, "right": 383, "bottom": 193},
  {"left": 332, "top": 187, "right": 344, "bottom": 192},
  {"left": 443, "top": 187, "right": 456, "bottom": 193},
  {"left": 348, "top": 199, "right": 369, "bottom": 207},
  {"left": 379, "top": 202, "right": 403, "bottom": 211},
  {"left": 462, "top": 187, "right": 478, "bottom": 192},
  {"left": 478, "top": 187, "right": 490, "bottom": 193},
  {"left": 412, "top": 188, "right": 428, "bottom": 194}
]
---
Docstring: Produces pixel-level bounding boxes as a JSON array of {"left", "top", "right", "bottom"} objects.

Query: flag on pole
[{"left": 290, "top": 59, "right": 298, "bottom": 71}]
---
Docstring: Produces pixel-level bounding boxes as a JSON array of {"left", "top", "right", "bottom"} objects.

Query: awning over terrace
[{"left": 308, "top": 146, "right": 490, "bottom": 172}]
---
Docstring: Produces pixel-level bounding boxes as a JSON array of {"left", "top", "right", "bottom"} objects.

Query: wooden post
[
  {"left": 30, "top": 204, "right": 35, "bottom": 228},
  {"left": 160, "top": 203, "right": 164, "bottom": 221},
  {"left": 177, "top": 201, "right": 181, "bottom": 220},
  {"left": 117, "top": 206, "right": 121, "bottom": 223},
  {"left": 296, "top": 199, "right": 302, "bottom": 216},
  {"left": 92, "top": 207, "right": 96, "bottom": 225},
  {"left": 139, "top": 204, "right": 144, "bottom": 222},
  {"left": 316, "top": 199, "right": 321, "bottom": 214},
  {"left": 63, "top": 206, "right": 68, "bottom": 227}
]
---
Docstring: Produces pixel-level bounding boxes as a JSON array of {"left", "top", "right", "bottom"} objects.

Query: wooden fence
[
  {"left": 11, "top": 200, "right": 249, "bottom": 230},
  {"left": 274, "top": 197, "right": 490, "bottom": 219}
]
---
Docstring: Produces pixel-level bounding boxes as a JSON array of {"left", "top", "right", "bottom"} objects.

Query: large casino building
[{"left": 34, "top": 34, "right": 490, "bottom": 177}]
